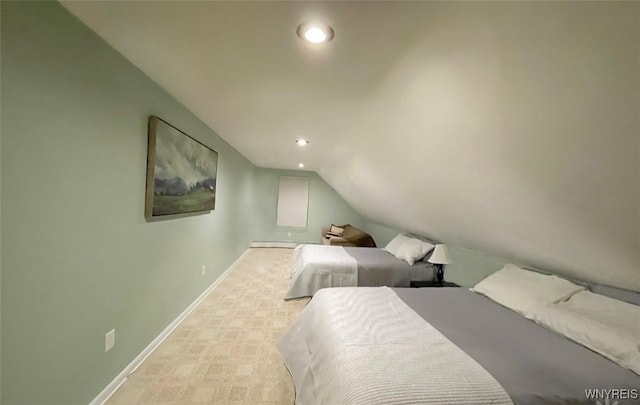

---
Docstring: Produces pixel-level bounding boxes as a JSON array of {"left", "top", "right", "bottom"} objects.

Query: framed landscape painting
[{"left": 145, "top": 116, "right": 218, "bottom": 220}]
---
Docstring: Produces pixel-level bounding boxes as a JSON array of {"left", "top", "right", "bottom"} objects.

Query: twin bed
[
  {"left": 279, "top": 244, "right": 640, "bottom": 405},
  {"left": 285, "top": 241, "right": 435, "bottom": 300}
]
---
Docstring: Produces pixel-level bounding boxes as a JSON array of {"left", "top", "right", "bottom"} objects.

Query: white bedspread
[
  {"left": 278, "top": 287, "right": 513, "bottom": 405},
  {"left": 285, "top": 245, "right": 358, "bottom": 300}
]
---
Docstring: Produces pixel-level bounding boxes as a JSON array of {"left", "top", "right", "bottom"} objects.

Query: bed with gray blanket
[
  {"left": 285, "top": 244, "right": 434, "bottom": 300},
  {"left": 279, "top": 287, "right": 640, "bottom": 404}
]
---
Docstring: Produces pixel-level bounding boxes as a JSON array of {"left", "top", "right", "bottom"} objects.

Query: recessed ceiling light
[
  {"left": 298, "top": 163, "right": 305, "bottom": 168},
  {"left": 296, "top": 23, "right": 335, "bottom": 44},
  {"left": 295, "top": 139, "right": 309, "bottom": 146}
]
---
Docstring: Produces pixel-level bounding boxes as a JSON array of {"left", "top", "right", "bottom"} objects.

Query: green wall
[
  {"left": 251, "top": 169, "right": 364, "bottom": 244},
  {"left": 1, "top": 2, "right": 258, "bottom": 404},
  {"left": 362, "top": 221, "right": 402, "bottom": 247},
  {"left": 444, "top": 247, "right": 508, "bottom": 288}
]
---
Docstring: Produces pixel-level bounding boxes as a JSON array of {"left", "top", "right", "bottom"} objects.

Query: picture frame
[{"left": 145, "top": 116, "right": 218, "bottom": 220}]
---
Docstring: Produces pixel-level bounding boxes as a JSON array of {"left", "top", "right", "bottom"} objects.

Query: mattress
[{"left": 394, "top": 288, "right": 640, "bottom": 405}]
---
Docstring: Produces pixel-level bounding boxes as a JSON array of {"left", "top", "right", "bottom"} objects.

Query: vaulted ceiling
[{"left": 61, "top": 1, "right": 639, "bottom": 290}]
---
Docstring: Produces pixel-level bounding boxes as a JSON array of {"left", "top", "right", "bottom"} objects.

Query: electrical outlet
[
  {"left": 105, "top": 329, "right": 115, "bottom": 352},
  {"left": 287, "top": 232, "right": 292, "bottom": 237},
  {"left": 202, "top": 265, "right": 206, "bottom": 276}
]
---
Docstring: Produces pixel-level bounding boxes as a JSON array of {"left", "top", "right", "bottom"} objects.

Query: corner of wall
[{"left": 251, "top": 168, "right": 364, "bottom": 244}]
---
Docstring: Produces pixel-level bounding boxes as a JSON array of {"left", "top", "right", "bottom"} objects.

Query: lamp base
[{"left": 435, "top": 264, "right": 444, "bottom": 284}]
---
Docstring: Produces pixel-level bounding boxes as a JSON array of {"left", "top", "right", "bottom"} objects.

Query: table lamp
[{"left": 428, "top": 244, "right": 450, "bottom": 284}]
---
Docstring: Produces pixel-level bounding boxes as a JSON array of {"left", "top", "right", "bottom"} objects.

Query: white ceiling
[{"left": 61, "top": 1, "right": 639, "bottom": 290}]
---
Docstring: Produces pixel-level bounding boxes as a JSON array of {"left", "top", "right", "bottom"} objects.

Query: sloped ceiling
[{"left": 60, "top": 1, "right": 639, "bottom": 290}]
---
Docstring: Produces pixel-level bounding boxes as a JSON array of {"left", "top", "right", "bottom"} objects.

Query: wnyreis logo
[{"left": 585, "top": 388, "right": 638, "bottom": 405}]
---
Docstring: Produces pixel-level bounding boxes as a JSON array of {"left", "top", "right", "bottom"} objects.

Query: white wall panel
[{"left": 277, "top": 176, "right": 309, "bottom": 228}]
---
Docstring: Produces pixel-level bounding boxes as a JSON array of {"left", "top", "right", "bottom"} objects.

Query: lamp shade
[{"left": 428, "top": 244, "right": 450, "bottom": 265}]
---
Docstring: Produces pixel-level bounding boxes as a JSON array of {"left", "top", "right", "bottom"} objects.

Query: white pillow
[
  {"left": 383, "top": 234, "right": 412, "bottom": 256},
  {"left": 529, "top": 291, "right": 640, "bottom": 375},
  {"left": 471, "top": 264, "right": 585, "bottom": 316},
  {"left": 395, "top": 238, "right": 435, "bottom": 266}
]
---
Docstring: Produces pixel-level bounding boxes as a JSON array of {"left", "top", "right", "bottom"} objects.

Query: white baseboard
[
  {"left": 90, "top": 248, "right": 252, "bottom": 405},
  {"left": 250, "top": 241, "right": 299, "bottom": 248}
]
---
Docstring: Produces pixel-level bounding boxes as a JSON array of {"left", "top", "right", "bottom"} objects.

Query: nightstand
[{"left": 410, "top": 280, "right": 459, "bottom": 288}]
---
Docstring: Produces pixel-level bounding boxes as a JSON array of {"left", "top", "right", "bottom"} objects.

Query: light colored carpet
[{"left": 107, "top": 248, "right": 308, "bottom": 405}]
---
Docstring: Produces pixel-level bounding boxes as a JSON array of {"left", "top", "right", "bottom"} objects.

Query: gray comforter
[
  {"left": 287, "top": 246, "right": 435, "bottom": 299},
  {"left": 394, "top": 288, "right": 640, "bottom": 405},
  {"left": 344, "top": 247, "right": 434, "bottom": 286}
]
